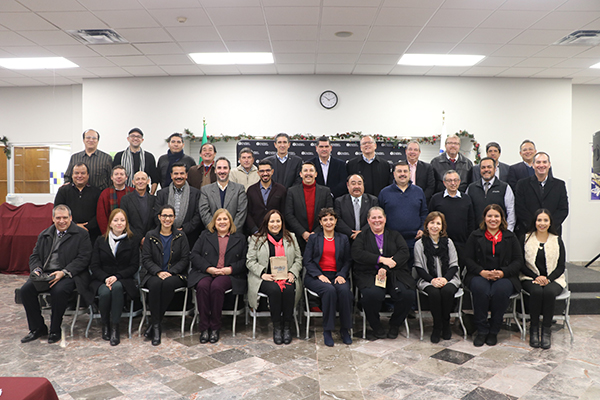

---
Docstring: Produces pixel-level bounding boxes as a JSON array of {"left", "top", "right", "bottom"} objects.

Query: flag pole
[{"left": 439, "top": 110, "right": 447, "bottom": 154}]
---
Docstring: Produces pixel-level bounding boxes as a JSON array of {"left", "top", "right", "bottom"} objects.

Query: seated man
[{"left": 20, "top": 205, "right": 93, "bottom": 344}]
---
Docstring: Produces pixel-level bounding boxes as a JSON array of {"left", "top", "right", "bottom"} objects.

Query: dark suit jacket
[
  {"left": 515, "top": 175, "right": 568, "bottom": 235},
  {"left": 310, "top": 156, "right": 348, "bottom": 198},
  {"left": 472, "top": 161, "right": 510, "bottom": 183},
  {"left": 188, "top": 230, "right": 248, "bottom": 294},
  {"left": 154, "top": 184, "right": 202, "bottom": 246},
  {"left": 346, "top": 155, "right": 392, "bottom": 197},
  {"left": 351, "top": 228, "right": 413, "bottom": 291},
  {"left": 120, "top": 192, "right": 157, "bottom": 241},
  {"left": 246, "top": 181, "right": 287, "bottom": 233},
  {"left": 285, "top": 183, "right": 333, "bottom": 247},
  {"left": 303, "top": 232, "right": 352, "bottom": 279},
  {"left": 89, "top": 235, "right": 140, "bottom": 300},
  {"left": 265, "top": 154, "right": 303, "bottom": 188},
  {"left": 334, "top": 193, "right": 379, "bottom": 239},
  {"left": 413, "top": 160, "right": 436, "bottom": 203},
  {"left": 140, "top": 227, "right": 189, "bottom": 286}
]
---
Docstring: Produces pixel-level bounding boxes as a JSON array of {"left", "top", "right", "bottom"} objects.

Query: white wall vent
[
  {"left": 66, "top": 29, "right": 128, "bottom": 45},
  {"left": 554, "top": 30, "right": 600, "bottom": 46}
]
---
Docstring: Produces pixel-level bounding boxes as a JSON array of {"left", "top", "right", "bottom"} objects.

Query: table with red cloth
[
  {"left": 0, "top": 377, "right": 59, "bottom": 400},
  {"left": 0, "top": 202, "right": 53, "bottom": 275}
]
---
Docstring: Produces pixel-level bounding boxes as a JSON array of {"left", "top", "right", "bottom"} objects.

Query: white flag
[{"left": 439, "top": 111, "right": 447, "bottom": 154}]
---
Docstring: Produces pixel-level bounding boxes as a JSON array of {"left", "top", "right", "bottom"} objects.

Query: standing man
[
  {"left": 346, "top": 136, "right": 391, "bottom": 197},
  {"left": 20, "top": 205, "right": 93, "bottom": 344},
  {"left": 229, "top": 147, "right": 259, "bottom": 191},
  {"left": 429, "top": 170, "right": 475, "bottom": 264},
  {"left": 285, "top": 162, "right": 334, "bottom": 250},
  {"left": 64, "top": 129, "right": 112, "bottom": 191},
  {"left": 431, "top": 134, "right": 473, "bottom": 193},
  {"left": 113, "top": 127, "right": 160, "bottom": 194},
  {"left": 309, "top": 136, "right": 348, "bottom": 198},
  {"left": 187, "top": 142, "right": 217, "bottom": 190},
  {"left": 199, "top": 157, "right": 248, "bottom": 230},
  {"left": 157, "top": 133, "right": 196, "bottom": 189},
  {"left": 515, "top": 152, "right": 568, "bottom": 236},
  {"left": 508, "top": 139, "right": 539, "bottom": 191},
  {"left": 54, "top": 163, "right": 101, "bottom": 244},
  {"left": 154, "top": 162, "right": 202, "bottom": 247},
  {"left": 120, "top": 171, "right": 157, "bottom": 242},
  {"left": 472, "top": 142, "right": 510, "bottom": 183},
  {"left": 334, "top": 174, "right": 379, "bottom": 241},
  {"left": 246, "top": 160, "right": 287, "bottom": 234},
  {"left": 378, "top": 161, "right": 428, "bottom": 251},
  {"left": 405, "top": 140, "right": 436, "bottom": 203},
  {"left": 96, "top": 165, "right": 134, "bottom": 235},
  {"left": 264, "top": 133, "right": 303, "bottom": 189},
  {"left": 467, "top": 157, "right": 515, "bottom": 231}
]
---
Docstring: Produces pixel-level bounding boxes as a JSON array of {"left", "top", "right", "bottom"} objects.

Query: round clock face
[{"left": 320, "top": 90, "right": 338, "bottom": 109}]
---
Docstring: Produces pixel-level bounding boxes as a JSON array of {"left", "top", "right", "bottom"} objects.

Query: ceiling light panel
[
  {"left": 398, "top": 53, "right": 485, "bottom": 66},
  {"left": 0, "top": 56, "right": 79, "bottom": 69},
  {"left": 189, "top": 52, "right": 274, "bottom": 65}
]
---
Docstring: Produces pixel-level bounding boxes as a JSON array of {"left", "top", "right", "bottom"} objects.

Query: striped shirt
[{"left": 64, "top": 149, "right": 113, "bottom": 191}]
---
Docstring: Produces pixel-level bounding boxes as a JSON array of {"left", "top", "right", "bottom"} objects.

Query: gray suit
[{"left": 199, "top": 181, "right": 248, "bottom": 230}]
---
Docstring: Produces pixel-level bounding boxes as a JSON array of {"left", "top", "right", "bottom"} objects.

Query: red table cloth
[{"left": 0, "top": 377, "right": 59, "bottom": 400}]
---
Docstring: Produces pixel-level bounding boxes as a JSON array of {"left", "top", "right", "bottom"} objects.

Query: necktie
[
  {"left": 353, "top": 198, "right": 361, "bottom": 230},
  {"left": 540, "top": 182, "right": 544, "bottom": 196},
  {"left": 484, "top": 182, "right": 490, "bottom": 196},
  {"left": 58, "top": 231, "right": 66, "bottom": 239}
]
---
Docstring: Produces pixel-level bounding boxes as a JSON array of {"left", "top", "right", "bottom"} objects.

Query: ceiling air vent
[
  {"left": 66, "top": 29, "right": 128, "bottom": 45},
  {"left": 554, "top": 30, "right": 600, "bottom": 46}
]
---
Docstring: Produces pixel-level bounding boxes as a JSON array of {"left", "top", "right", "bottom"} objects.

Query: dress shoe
[
  {"left": 101, "top": 323, "right": 110, "bottom": 341},
  {"left": 273, "top": 328, "right": 283, "bottom": 345},
  {"left": 199, "top": 330, "right": 209, "bottom": 344},
  {"left": 209, "top": 330, "right": 220, "bottom": 344},
  {"left": 323, "top": 330, "right": 334, "bottom": 347},
  {"left": 21, "top": 325, "right": 48, "bottom": 343},
  {"left": 151, "top": 323, "right": 161, "bottom": 346},
  {"left": 143, "top": 324, "right": 153, "bottom": 340},
  {"left": 373, "top": 328, "right": 387, "bottom": 340},
  {"left": 529, "top": 325, "right": 540, "bottom": 348},
  {"left": 485, "top": 333, "right": 498, "bottom": 346},
  {"left": 283, "top": 323, "right": 292, "bottom": 345},
  {"left": 340, "top": 328, "right": 352, "bottom": 345},
  {"left": 473, "top": 333, "right": 487, "bottom": 347},
  {"left": 541, "top": 326, "right": 552, "bottom": 349},
  {"left": 110, "top": 324, "right": 120, "bottom": 346},
  {"left": 48, "top": 332, "right": 61, "bottom": 344},
  {"left": 387, "top": 324, "right": 399, "bottom": 339},
  {"left": 442, "top": 324, "right": 452, "bottom": 340},
  {"left": 430, "top": 329, "right": 441, "bottom": 344}
]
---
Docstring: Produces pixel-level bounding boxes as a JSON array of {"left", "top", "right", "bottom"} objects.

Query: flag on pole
[
  {"left": 199, "top": 118, "right": 208, "bottom": 163},
  {"left": 439, "top": 110, "right": 447, "bottom": 154}
]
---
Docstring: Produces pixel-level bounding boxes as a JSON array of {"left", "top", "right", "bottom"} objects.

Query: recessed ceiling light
[
  {"left": 398, "top": 54, "right": 485, "bottom": 67},
  {"left": 189, "top": 52, "right": 274, "bottom": 65},
  {"left": 590, "top": 61, "right": 600, "bottom": 69},
  {"left": 0, "top": 57, "right": 79, "bottom": 70},
  {"left": 335, "top": 31, "right": 353, "bottom": 38}
]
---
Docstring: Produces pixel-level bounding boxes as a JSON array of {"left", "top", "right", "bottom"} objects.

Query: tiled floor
[{"left": 2, "top": 273, "right": 600, "bottom": 400}]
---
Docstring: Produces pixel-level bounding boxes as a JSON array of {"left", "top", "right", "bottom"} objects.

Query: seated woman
[
  {"left": 352, "top": 206, "right": 415, "bottom": 340},
  {"left": 89, "top": 208, "right": 140, "bottom": 346},
  {"left": 141, "top": 205, "right": 189, "bottom": 346},
  {"left": 304, "top": 208, "right": 353, "bottom": 346},
  {"left": 465, "top": 204, "right": 522, "bottom": 347},
  {"left": 247, "top": 210, "right": 302, "bottom": 345},
  {"left": 414, "top": 211, "right": 460, "bottom": 343},
  {"left": 521, "top": 208, "right": 566, "bottom": 349},
  {"left": 189, "top": 209, "right": 247, "bottom": 344}
]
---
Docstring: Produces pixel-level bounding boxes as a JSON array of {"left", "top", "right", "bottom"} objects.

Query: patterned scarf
[
  {"left": 167, "top": 182, "right": 190, "bottom": 229},
  {"left": 422, "top": 236, "right": 450, "bottom": 277},
  {"left": 484, "top": 230, "right": 503, "bottom": 256},
  {"left": 121, "top": 147, "right": 145, "bottom": 187},
  {"left": 108, "top": 186, "right": 134, "bottom": 211}
]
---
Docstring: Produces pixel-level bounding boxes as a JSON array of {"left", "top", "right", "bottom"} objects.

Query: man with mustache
[{"left": 334, "top": 174, "right": 379, "bottom": 241}]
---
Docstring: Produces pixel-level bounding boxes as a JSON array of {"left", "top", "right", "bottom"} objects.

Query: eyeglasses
[
  {"left": 444, "top": 179, "right": 460, "bottom": 183},
  {"left": 160, "top": 214, "right": 175, "bottom": 219},
  {"left": 361, "top": 141, "right": 375, "bottom": 146},
  {"left": 129, "top": 134, "right": 143, "bottom": 139},
  {"left": 84, "top": 136, "right": 98, "bottom": 141}
]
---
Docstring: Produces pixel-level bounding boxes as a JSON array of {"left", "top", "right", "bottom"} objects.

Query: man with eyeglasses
[
  {"left": 245, "top": 159, "right": 287, "bottom": 234},
  {"left": 346, "top": 135, "right": 392, "bottom": 197},
  {"left": 64, "top": 129, "right": 113, "bottom": 191},
  {"left": 428, "top": 170, "right": 475, "bottom": 264},
  {"left": 113, "top": 127, "right": 160, "bottom": 194},
  {"left": 430, "top": 134, "right": 473, "bottom": 193}
]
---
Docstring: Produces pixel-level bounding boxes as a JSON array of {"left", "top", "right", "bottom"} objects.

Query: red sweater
[
  {"left": 303, "top": 182, "right": 316, "bottom": 232},
  {"left": 96, "top": 186, "right": 134, "bottom": 234},
  {"left": 320, "top": 238, "right": 337, "bottom": 272}
]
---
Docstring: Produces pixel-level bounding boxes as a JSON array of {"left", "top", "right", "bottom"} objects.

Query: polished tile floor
[{"left": 2, "top": 273, "right": 600, "bottom": 400}]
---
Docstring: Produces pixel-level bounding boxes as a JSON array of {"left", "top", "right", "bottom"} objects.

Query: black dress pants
[
  {"left": 423, "top": 283, "right": 458, "bottom": 330},
  {"left": 470, "top": 276, "right": 514, "bottom": 335},
  {"left": 259, "top": 280, "right": 295, "bottom": 325},
  {"left": 145, "top": 275, "right": 186, "bottom": 324},
  {"left": 21, "top": 278, "right": 76, "bottom": 334},
  {"left": 304, "top": 272, "right": 353, "bottom": 331},
  {"left": 361, "top": 280, "right": 415, "bottom": 331},
  {"left": 522, "top": 280, "right": 563, "bottom": 328}
]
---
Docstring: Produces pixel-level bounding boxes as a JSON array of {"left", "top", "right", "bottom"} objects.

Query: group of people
[{"left": 19, "top": 129, "right": 568, "bottom": 351}]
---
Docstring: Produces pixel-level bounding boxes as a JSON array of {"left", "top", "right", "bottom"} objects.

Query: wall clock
[{"left": 319, "top": 90, "right": 338, "bottom": 109}]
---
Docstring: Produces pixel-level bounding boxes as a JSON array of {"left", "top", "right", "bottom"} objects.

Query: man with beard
[
  {"left": 245, "top": 159, "right": 287, "bottom": 234},
  {"left": 157, "top": 133, "right": 196, "bottom": 189}
]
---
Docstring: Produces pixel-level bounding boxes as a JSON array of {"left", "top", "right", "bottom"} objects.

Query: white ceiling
[{"left": 2, "top": 0, "right": 600, "bottom": 86}]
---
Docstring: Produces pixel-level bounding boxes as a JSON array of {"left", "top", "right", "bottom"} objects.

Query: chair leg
[
  {"left": 180, "top": 288, "right": 188, "bottom": 337},
  {"left": 416, "top": 292, "right": 424, "bottom": 341},
  {"left": 71, "top": 294, "right": 81, "bottom": 337},
  {"left": 232, "top": 295, "right": 239, "bottom": 337},
  {"left": 294, "top": 308, "right": 300, "bottom": 338},
  {"left": 362, "top": 312, "right": 366, "bottom": 339},
  {"left": 565, "top": 297, "right": 574, "bottom": 342},
  {"left": 128, "top": 300, "right": 134, "bottom": 339},
  {"left": 252, "top": 310, "right": 257, "bottom": 339},
  {"left": 190, "top": 292, "right": 198, "bottom": 336},
  {"left": 85, "top": 305, "right": 94, "bottom": 338},
  {"left": 404, "top": 319, "right": 410, "bottom": 339},
  {"left": 138, "top": 291, "right": 147, "bottom": 337}
]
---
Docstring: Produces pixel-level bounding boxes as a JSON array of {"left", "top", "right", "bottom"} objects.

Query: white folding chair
[
  {"left": 356, "top": 288, "right": 410, "bottom": 339},
  {"left": 39, "top": 290, "right": 86, "bottom": 337},
  {"left": 246, "top": 292, "right": 300, "bottom": 339},
  {"left": 137, "top": 286, "right": 192, "bottom": 337},
  {"left": 416, "top": 287, "right": 467, "bottom": 341},
  {"left": 85, "top": 297, "right": 141, "bottom": 339},
  {"left": 190, "top": 288, "right": 245, "bottom": 337}
]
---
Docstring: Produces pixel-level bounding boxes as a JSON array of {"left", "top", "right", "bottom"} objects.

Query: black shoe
[
  {"left": 442, "top": 324, "right": 452, "bottom": 340},
  {"left": 283, "top": 325, "right": 292, "bottom": 345},
  {"left": 273, "top": 328, "right": 283, "bottom": 345},
  {"left": 340, "top": 328, "right": 352, "bottom": 345},
  {"left": 101, "top": 323, "right": 110, "bottom": 341},
  {"left": 151, "top": 324, "right": 161, "bottom": 346},
  {"left": 143, "top": 324, "right": 153, "bottom": 340},
  {"left": 430, "top": 329, "right": 441, "bottom": 344},
  {"left": 529, "top": 325, "right": 540, "bottom": 348},
  {"left": 21, "top": 325, "right": 48, "bottom": 343},
  {"left": 323, "top": 330, "right": 334, "bottom": 347},
  {"left": 387, "top": 324, "right": 399, "bottom": 339},
  {"left": 541, "top": 327, "right": 551, "bottom": 349},
  {"left": 473, "top": 333, "right": 487, "bottom": 347},
  {"left": 373, "top": 328, "right": 387, "bottom": 339},
  {"left": 48, "top": 332, "right": 61, "bottom": 344},
  {"left": 485, "top": 333, "right": 498, "bottom": 346},
  {"left": 110, "top": 324, "right": 120, "bottom": 346},
  {"left": 209, "top": 330, "right": 220, "bottom": 344},
  {"left": 199, "top": 330, "right": 209, "bottom": 344}
]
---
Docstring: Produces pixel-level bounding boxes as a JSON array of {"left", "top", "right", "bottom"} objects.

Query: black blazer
[
  {"left": 265, "top": 154, "right": 303, "bottom": 189},
  {"left": 154, "top": 185, "right": 202, "bottom": 246},
  {"left": 303, "top": 232, "right": 352, "bottom": 279},
  {"left": 120, "top": 192, "right": 157, "bottom": 242},
  {"left": 334, "top": 193, "right": 379, "bottom": 238},
  {"left": 245, "top": 181, "right": 287, "bottom": 234},
  {"left": 413, "top": 160, "right": 436, "bottom": 203},
  {"left": 472, "top": 161, "right": 510, "bottom": 183},
  {"left": 464, "top": 229, "right": 522, "bottom": 292},
  {"left": 310, "top": 156, "right": 348, "bottom": 199},
  {"left": 89, "top": 235, "right": 140, "bottom": 300},
  {"left": 346, "top": 155, "right": 392, "bottom": 197},
  {"left": 351, "top": 228, "right": 413, "bottom": 291},
  {"left": 140, "top": 227, "right": 189, "bottom": 286},
  {"left": 515, "top": 175, "right": 568, "bottom": 235},
  {"left": 285, "top": 183, "right": 334, "bottom": 246},
  {"left": 188, "top": 230, "right": 248, "bottom": 294}
]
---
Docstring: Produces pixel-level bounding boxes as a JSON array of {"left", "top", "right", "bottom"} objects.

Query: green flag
[{"left": 199, "top": 120, "right": 207, "bottom": 163}]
